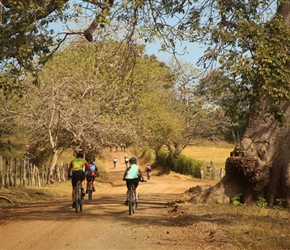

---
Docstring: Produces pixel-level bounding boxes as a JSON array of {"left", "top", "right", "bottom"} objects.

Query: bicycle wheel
[
  {"left": 88, "top": 181, "right": 93, "bottom": 200},
  {"left": 75, "top": 182, "right": 80, "bottom": 213},
  {"left": 129, "top": 188, "right": 134, "bottom": 215},
  {"left": 80, "top": 194, "right": 83, "bottom": 211},
  {"left": 135, "top": 193, "right": 138, "bottom": 210}
]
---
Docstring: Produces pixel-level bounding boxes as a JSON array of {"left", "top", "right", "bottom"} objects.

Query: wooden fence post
[
  {"left": 23, "top": 158, "right": 26, "bottom": 187},
  {"left": 0, "top": 155, "right": 69, "bottom": 188},
  {"left": 0, "top": 155, "right": 2, "bottom": 189},
  {"left": 14, "top": 158, "right": 17, "bottom": 187},
  {"left": 42, "top": 165, "right": 45, "bottom": 187},
  {"left": 8, "top": 157, "right": 13, "bottom": 187}
]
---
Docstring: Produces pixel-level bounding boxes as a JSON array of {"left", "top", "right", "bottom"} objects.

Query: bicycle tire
[
  {"left": 88, "top": 180, "right": 93, "bottom": 200},
  {"left": 135, "top": 194, "right": 138, "bottom": 210},
  {"left": 129, "top": 188, "right": 134, "bottom": 215},
  {"left": 80, "top": 195, "right": 83, "bottom": 211},
  {"left": 132, "top": 191, "right": 136, "bottom": 213},
  {"left": 75, "top": 182, "right": 80, "bottom": 213}
]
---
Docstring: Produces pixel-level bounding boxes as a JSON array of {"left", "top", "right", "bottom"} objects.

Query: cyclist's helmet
[
  {"left": 76, "top": 152, "right": 84, "bottom": 158},
  {"left": 129, "top": 157, "right": 137, "bottom": 164}
]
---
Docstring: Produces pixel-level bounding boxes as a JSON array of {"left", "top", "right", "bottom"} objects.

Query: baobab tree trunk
[
  {"left": 189, "top": 0, "right": 290, "bottom": 208},
  {"left": 190, "top": 102, "right": 290, "bottom": 207}
]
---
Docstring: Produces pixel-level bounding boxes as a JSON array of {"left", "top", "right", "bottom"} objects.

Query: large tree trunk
[
  {"left": 189, "top": 1, "right": 290, "bottom": 208},
  {"left": 190, "top": 101, "right": 290, "bottom": 207}
]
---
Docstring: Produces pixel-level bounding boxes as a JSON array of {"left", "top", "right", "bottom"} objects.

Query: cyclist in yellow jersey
[{"left": 68, "top": 151, "right": 90, "bottom": 208}]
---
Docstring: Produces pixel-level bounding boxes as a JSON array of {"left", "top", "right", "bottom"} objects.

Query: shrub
[
  {"left": 173, "top": 154, "right": 203, "bottom": 178},
  {"left": 155, "top": 151, "right": 203, "bottom": 178},
  {"left": 256, "top": 197, "right": 268, "bottom": 208}
]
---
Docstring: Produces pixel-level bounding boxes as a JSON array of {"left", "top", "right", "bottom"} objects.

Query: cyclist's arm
[
  {"left": 84, "top": 162, "right": 92, "bottom": 174},
  {"left": 138, "top": 167, "right": 144, "bottom": 181},
  {"left": 68, "top": 162, "right": 73, "bottom": 178},
  {"left": 122, "top": 169, "right": 128, "bottom": 180}
]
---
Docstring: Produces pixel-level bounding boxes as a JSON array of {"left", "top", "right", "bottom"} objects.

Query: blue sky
[{"left": 144, "top": 41, "right": 205, "bottom": 69}]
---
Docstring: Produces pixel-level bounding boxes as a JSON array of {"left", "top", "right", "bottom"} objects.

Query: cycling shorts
[
  {"left": 71, "top": 170, "right": 85, "bottom": 187},
  {"left": 125, "top": 178, "right": 139, "bottom": 189},
  {"left": 86, "top": 176, "right": 95, "bottom": 182}
]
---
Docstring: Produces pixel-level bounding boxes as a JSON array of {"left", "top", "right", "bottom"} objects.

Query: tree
[
  {"left": 1, "top": 38, "right": 176, "bottom": 183},
  {"left": 2, "top": 0, "right": 290, "bottom": 206},
  {"left": 184, "top": 1, "right": 290, "bottom": 207},
  {"left": 195, "top": 70, "right": 248, "bottom": 143}
]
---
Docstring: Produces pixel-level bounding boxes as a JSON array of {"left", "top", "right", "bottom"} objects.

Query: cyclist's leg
[
  {"left": 92, "top": 177, "right": 96, "bottom": 191},
  {"left": 125, "top": 180, "right": 131, "bottom": 205},
  {"left": 85, "top": 178, "right": 89, "bottom": 193},
  {"left": 79, "top": 172, "right": 86, "bottom": 197},
  {"left": 71, "top": 173, "right": 78, "bottom": 207},
  {"left": 133, "top": 179, "right": 139, "bottom": 202}
]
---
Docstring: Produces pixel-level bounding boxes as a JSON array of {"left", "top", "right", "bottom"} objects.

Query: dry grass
[
  {"left": 182, "top": 141, "right": 235, "bottom": 169},
  {"left": 172, "top": 202, "right": 290, "bottom": 250}
]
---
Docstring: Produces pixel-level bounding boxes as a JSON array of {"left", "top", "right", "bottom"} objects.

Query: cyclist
[
  {"left": 123, "top": 156, "right": 144, "bottom": 205},
  {"left": 68, "top": 151, "right": 91, "bottom": 208},
  {"left": 145, "top": 165, "right": 152, "bottom": 179},
  {"left": 124, "top": 154, "right": 129, "bottom": 166},
  {"left": 85, "top": 161, "right": 99, "bottom": 193},
  {"left": 113, "top": 157, "right": 117, "bottom": 168}
]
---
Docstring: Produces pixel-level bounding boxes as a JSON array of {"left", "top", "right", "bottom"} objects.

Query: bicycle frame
[
  {"left": 75, "top": 178, "right": 83, "bottom": 213},
  {"left": 146, "top": 171, "right": 151, "bottom": 180},
  {"left": 128, "top": 184, "right": 137, "bottom": 215},
  {"left": 87, "top": 177, "right": 94, "bottom": 200}
]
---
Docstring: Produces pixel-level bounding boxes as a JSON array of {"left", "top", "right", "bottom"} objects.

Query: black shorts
[
  {"left": 71, "top": 171, "right": 85, "bottom": 187},
  {"left": 126, "top": 178, "right": 139, "bottom": 189},
  {"left": 86, "top": 176, "right": 95, "bottom": 182}
]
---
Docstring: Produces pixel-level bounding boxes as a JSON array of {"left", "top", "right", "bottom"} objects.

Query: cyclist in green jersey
[
  {"left": 123, "top": 156, "right": 144, "bottom": 205},
  {"left": 68, "top": 151, "right": 91, "bottom": 208}
]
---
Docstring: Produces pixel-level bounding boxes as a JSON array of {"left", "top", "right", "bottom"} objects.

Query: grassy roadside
[
  {"left": 181, "top": 141, "right": 234, "bottom": 169},
  {"left": 172, "top": 201, "right": 290, "bottom": 250}
]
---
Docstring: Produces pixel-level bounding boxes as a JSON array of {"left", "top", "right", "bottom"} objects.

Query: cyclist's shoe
[
  {"left": 125, "top": 199, "right": 129, "bottom": 206},
  {"left": 72, "top": 202, "right": 75, "bottom": 208}
]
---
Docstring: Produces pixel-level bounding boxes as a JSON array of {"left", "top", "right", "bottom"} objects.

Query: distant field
[{"left": 182, "top": 141, "right": 235, "bottom": 169}]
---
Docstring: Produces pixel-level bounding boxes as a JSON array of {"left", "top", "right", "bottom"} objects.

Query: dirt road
[{"left": 0, "top": 150, "right": 232, "bottom": 250}]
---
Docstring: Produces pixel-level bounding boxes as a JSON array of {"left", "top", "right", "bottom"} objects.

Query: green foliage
[
  {"left": 3, "top": 0, "right": 290, "bottom": 126},
  {"left": 274, "top": 198, "right": 286, "bottom": 209},
  {"left": 231, "top": 194, "right": 243, "bottom": 206},
  {"left": 155, "top": 150, "right": 202, "bottom": 178},
  {"left": 155, "top": 150, "right": 172, "bottom": 169},
  {"left": 195, "top": 2, "right": 290, "bottom": 124},
  {"left": 173, "top": 154, "right": 203, "bottom": 178},
  {"left": 256, "top": 197, "right": 268, "bottom": 208},
  {"left": 1, "top": 38, "right": 178, "bottom": 166}
]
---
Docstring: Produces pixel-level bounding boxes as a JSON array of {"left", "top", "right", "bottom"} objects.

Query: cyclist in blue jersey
[
  {"left": 68, "top": 151, "right": 91, "bottom": 208},
  {"left": 85, "top": 161, "right": 99, "bottom": 192},
  {"left": 123, "top": 156, "right": 144, "bottom": 205}
]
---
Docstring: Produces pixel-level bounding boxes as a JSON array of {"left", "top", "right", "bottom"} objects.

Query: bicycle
[
  {"left": 74, "top": 176, "right": 84, "bottom": 213},
  {"left": 146, "top": 171, "right": 151, "bottom": 180},
  {"left": 86, "top": 176, "right": 94, "bottom": 200},
  {"left": 127, "top": 180, "right": 146, "bottom": 215}
]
